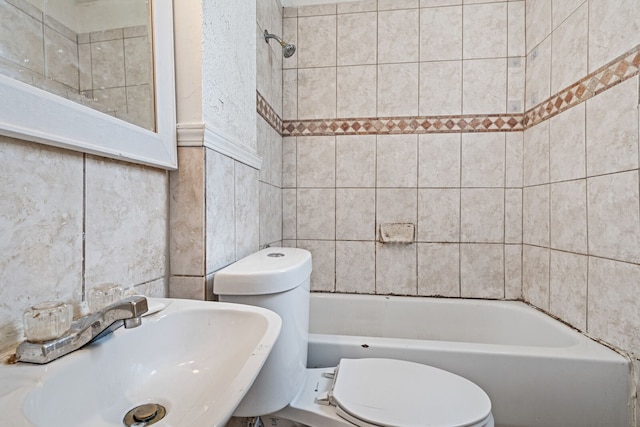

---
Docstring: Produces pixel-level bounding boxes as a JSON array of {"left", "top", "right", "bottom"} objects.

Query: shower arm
[{"left": 264, "top": 30, "right": 286, "bottom": 47}]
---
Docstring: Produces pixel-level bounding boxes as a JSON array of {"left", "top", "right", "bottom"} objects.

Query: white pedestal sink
[{"left": 0, "top": 298, "right": 281, "bottom": 426}]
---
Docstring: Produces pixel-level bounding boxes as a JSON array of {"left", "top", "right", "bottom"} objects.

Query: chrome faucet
[{"left": 16, "top": 296, "right": 148, "bottom": 364}]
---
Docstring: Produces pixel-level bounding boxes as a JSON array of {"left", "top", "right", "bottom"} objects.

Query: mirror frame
[{"left": 0, "top": 0, "right": 177, "bottom": 170}]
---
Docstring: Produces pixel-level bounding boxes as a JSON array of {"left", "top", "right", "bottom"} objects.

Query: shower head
[{"left": 264, "top": 29, "right": 296, "bottom": 58}]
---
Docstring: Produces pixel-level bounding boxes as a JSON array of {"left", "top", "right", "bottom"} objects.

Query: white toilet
[{"left": 214, "top": 248, "right": 494, "bottom": 427}]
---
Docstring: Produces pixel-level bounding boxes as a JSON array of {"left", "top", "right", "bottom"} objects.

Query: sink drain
[{"left": 123, "top": 403, "right": 167, "bottom": 426}]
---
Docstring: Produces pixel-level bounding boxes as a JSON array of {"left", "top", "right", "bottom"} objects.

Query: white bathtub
[{"left": 307, "top": 293, "right": 631, "bottom": 427}]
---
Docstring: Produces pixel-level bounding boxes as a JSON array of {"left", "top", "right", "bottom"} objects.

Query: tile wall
[
  {"left": 0, "top": 135, "right": 168, "bottom": 351},
  {"left": 279, "top": 0, "right": 640, "bottom": 418},
  {"left": 281, "top": 0, "right": 525, "bottom": 297},
  {"left": 522, "top": 0, "right": 640, "bottom": 364},
  {"left": 168, "top": 0, "right": 283, "bottom": 300},
  {"left": 0, "top": 0, "right": 154, "bottom": 130}
]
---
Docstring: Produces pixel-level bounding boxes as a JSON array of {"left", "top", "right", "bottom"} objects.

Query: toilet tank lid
[{"left": 214, "top": 248, "right": 312, "bottom": 295}]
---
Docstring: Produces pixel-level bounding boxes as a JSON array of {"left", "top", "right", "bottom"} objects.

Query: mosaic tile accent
[
  {"left": 524, "top": 45, "right": 640, "bottom": 128},
  {"left": 257, "top": 45, "right": 640, "bottom": 137},
  {"left": 282, "top": 114, "right": 525, "bottom": 137},
  {"left": 257, "top": 91, "right": 282, "bottom": 134}
]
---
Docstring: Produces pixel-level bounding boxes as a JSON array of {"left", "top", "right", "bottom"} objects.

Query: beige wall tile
[
  {"left": 283, "top": 69, "right": 298, "bottom": 119},
  {"left": 337, "top": 65, "right": 377, "bottom": 117},
  {"left": 587, "top": 171, "right": 640, "bottom": 264},
  {"left": 460, "top": 244, "right": 504, "bottom": 298},
  {"left": 550, "top": 3, "right": 587, "bottom": 95},
  {"left": 0, "top": 138, "right": 83, "bottom": 330},
  {"left": 505, "top": 132, "right": 523, "bottom": 187},
  {"left": 507, "top": 57, "right": 525, "bottom": 113},
  {"left": 376, "top": 188, "right": 418, "bottom": 230},
  {"left": 377, "top": 62, "right": 419, "bottom": 116},
  {"left": 507, "top": 1, "right": 525, "bottom": 57},
  {"left": 0, "top": 1, "right": 44, "bottom": 74},
  {"left": 44, "top": 26, "right": 78, "bottom": 89},
  {"left": 298, "top": 4, "right": 336, "bottom": 16},
  {"left": 235, "top": 163, "right": 260, "bottom": 260},
  {"left": 551, "top": 0, "right": 585, "bottom": 29},
  {"left": 336, "top": 241, "right": 375, "bottom": 293},
  {"left": 588, "top": 256, "right": 640, "bottom": 353},
  {"left": 283, "top": 189, "right": 297, "bottom": 240},
  {"left": 78, "top": 44, "right": 92, "bottom": 91},
  {"left": 338, "top": 1, "right": 377, "bottom": 14},
  {"left": 418, "top": 243, "right": 460, "bottom": 297},
  {"left": 379, "top": 0, "right": 419, "bottom": 10},
  {"left": 376, "top": 243, "right": 417, "bottom": 295},
  {"left": 336, "top": 135, "right": 376, "bottom": 187},
  {"left": 585, "top": 77, "right": 639, "bottom": 177},
  {"left": 125, "top": 85, "right": 154, "bottom": 131},
  {"left": 297, "top": 240, "right": 336, "bottom": 291},
  {"left": 550, "top": 180, "right": 587, "bottom": 254},
  {"left": 337, "top": 12, "right": 377, "bottom": 66},
  {"left": 525, "top": 0, "right": 551, "bottom": 53},
  {"left": 418, "top": 189, "right": 460, "bottom": 242},
  {"left": 421, "top": 0, "right": 461, "bottom": 6},
  {"left": 259, "top": 114, "right": 276, "bottom": 167},
  {"left": 420, "top": 6, "right": 462, "bottom": 61},
  {"left": 525, "top": 36, "right": 551, "bottom": 110},
  {"left": 170, "top": 276, "right": 205, "bottom": 300},
  {"left": 419, "top": 60, "right": 462, "bottom": 115},
  {"left": 505, "top": 244, "right": 522, "bottom": 299},
  {"left": 124, "top": 36, "right": 152, "bottom": 86},
  {"left": 505, "top": 189, "right": 522, "bottom": 244},
  {"left": 282, "top": 137, "right": 297, "bottom": 188},
  {"left": 461, "top": 133, "right": 505, "bottom": 187},
  {"left": 418, "top": 133, "right": 461, "bottom": 188},
  {"left": 549, "top": 250, "right": 587, "bottom": 331},
  {"left": 298, "top": 67, "right": 337, "bottom": 119},
  {"left": 336, "top": 189, "right": 376, "bottom": 240},
  {"left": 298, "top": 15, "right": 337, "bottom": 68},
  {"left": 522, "top": 245, "right": 549, "bottom": 310},
  {"left": 377, "top": 134, "right": 418, "bottom": 187},
  {"left": 91, "top": 39, "right": 125, "bottom": 89},
  {"left": 297, "top": 136, "right": 336, "bottom": 187},
  {"left": 206, "top": 150, "right": 236, "bottom": 273},
  {"left": 170, "top": 148, "right": 205, "bottom": 276},
  {"left": 523, "top": 120, "right": 549, "bottom": 186},
  {"left": 85, "top": 156, "right": 167, "bottom": 287},
  {"left": 588, "top": 0, "right": 640, "bottom": 72},
  {"left": 378, "top": 9, "right": 419, "bottom": 63},
  {"left": 549, "top": 102, "right": 586, "bottom": 182},
  {"left": 460, "top": 189, "right": 504, "bottom": 243},
  {"left": 282, "top": 18, "right": 298, "bottom": 70},
  {"left": 462, "top": 58, "right": 506, "bottom": 114},
  {"left": 463, "top": 2, "right": 507, "bottom": 59},
  {"left": 297, "top": 188, "right": 336, "bottom": 239},
  {"left": 523, "top": 184, "right": 549, "bottom": 246}
]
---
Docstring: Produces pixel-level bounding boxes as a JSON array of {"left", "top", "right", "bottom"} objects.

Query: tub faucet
[{"left": 15, "top": 296, "right": 148, "bottom": 364}]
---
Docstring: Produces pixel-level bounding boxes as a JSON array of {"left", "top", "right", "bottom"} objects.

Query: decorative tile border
[
  {"left": 524, "top": 45, "right": 640, "bottom": 128},
  {"left": 257, "top": 45, "right": 640, "bottom": 137},
  {"left": 281, "top": 114, "right": 524, "bottom": 136},
  {"left": 257, "top": 91, "right": 282, "bottom": 134}
]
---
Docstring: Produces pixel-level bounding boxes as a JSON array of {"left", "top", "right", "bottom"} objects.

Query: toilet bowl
[{"left": 214, "top": 248, "right": 494, "bottom": 427}]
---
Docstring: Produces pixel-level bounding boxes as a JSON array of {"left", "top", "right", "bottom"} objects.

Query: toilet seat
[{"left": 328, "top": 359, "right": 492, "bottom": 427}]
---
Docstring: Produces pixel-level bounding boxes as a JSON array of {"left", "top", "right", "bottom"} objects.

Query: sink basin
[{"left": 0, "top": 298, "right": 281, "bottom": 426}]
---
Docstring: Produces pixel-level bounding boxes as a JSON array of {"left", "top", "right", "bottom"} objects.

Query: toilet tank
[{"left": 214, "top": 248, "right": 312, "bottom": 417}]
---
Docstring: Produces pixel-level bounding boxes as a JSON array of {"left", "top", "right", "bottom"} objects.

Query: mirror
[{"left": 0, "top": 0, "right": 176, "bottom": 169}]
